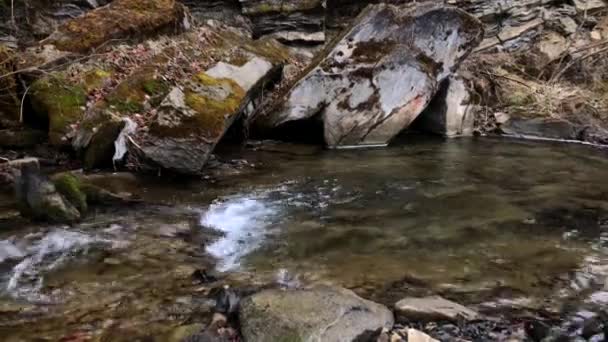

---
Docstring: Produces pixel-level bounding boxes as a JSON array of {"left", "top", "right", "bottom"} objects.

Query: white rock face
[
  {"left": 206, "top": 57, "right": 274, "bottom": 91},
  {"left": 414, "top": 76, "right": 474, "bottom": 137},
  {"left": 257, "top": 3, "right": 484, "bottom": 147}
]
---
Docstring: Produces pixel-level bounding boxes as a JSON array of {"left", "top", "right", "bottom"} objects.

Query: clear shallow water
[
  {"left": 2, "top": 137, "right": 608, "bottom": 339},
  {"left": 203, "top": 139, "right": 608, "bottom": 301}
]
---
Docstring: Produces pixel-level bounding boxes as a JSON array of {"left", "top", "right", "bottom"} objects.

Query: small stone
[
  {"left": 591, "top": 30, "right": 602, "bottom": 40},
  {"left": 390, "top": 332, "right": 405, "bottom": 342},
  {"left": 494, "top": 112, "right": 511, "bottom": 125},
  {"left": 213, "top": 285, "right": 240, "bottom": 315},
  {"left": 408, "top": 328, "right": 439, "bottom": 342},
  {"left": 395, "top": 296, "right": 479, "bottom": 323},
  {"left": 103, "top": 257, "right": 121, "bottom": 265},
  {"left": 191, "top": 269, "right": 218, "bottom": 284}
]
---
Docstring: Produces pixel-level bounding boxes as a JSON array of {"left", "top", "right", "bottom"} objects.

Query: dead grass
[{"left": 466, "top": 49, "right": 608, "bottom": 133}]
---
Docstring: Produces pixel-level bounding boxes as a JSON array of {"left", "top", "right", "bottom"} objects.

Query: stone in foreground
[
  {"left": 239, "top": 286, "right": 394, "bottom": 342},
  {"left": 255, "top": 3, "right": 483, "bottom": 147},
  {"left": 394, "top": 296, "right": 479, "bottom": 323}
]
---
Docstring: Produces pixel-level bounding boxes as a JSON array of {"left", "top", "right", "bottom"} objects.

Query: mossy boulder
[
  {"left": 26, "top": 22, "right": 288, "bottom": 172},
  {"left": 49, "top": 171, "right": 138, "bottom": 218},
  {"left": 70, "top": 25, "right": 288, "bottom": 173},
  {"left": 13, "top": 160, "right": 81, "bottom": 223},
  {"left": 135, "top": 53, "right": 284, "bottom": 174},
  {"left": 27, "top": 63, "right": 115, "bottom": 147},
  {"left": 0, "top": 45, "right": 20, "bottom": 128},
  {"left": 52, "top": 173, "right": 88, "bottom": 214},
  {"left": 42, "top": 0, "right": 189, "bottom": 53},
  {"left": 29, "top": 76, "right": 87, "bottom": 145}
]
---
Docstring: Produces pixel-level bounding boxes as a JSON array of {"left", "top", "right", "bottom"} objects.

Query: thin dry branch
[{"left": 552, "top": 45, "right": 608, "bottom": 82}]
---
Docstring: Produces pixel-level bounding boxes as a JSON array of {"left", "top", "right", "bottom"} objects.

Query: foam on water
[
  {"left": 201, "top": 196, "right": 277, "bottom": 272},
  {"left": 3, "top": 229, "right": 114, "bottom": 302}
]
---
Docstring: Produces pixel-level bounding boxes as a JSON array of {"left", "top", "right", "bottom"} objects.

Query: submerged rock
[
  {"left": 254, "top": 3, "right": 483, "bottom": 147},
  {"left": 394, "top": 296, "right": 479, "bottom": 323},
  {"left": 239, "top": 286, "right": 394, "bottom": 342}
]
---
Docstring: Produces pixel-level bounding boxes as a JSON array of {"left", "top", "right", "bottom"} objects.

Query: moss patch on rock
[
  {"left": 29, "top": 76, "right": 87, "bottom": 145},
  {"left": 105, "top": 69, "right": 169, "bottom": 113},
  {"left": 151, "top": 72, "right": 245, "bottom": 139},
  {"left": 44, "top": 0, "right": 187, "bottom": 53},
  {"left": 53, "top": 173, "right": 88, "bottom": 214}
]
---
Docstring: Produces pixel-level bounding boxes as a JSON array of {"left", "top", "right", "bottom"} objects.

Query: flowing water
[{"left": 2, "top": 137, "right": 608, "bottom": 340}]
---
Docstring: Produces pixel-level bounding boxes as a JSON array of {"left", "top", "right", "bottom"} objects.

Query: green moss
[
  {"left": 38, "top": 200, "right": 81, "bottom": 223},
  {"left": 142, "top": 79, "right": 168, "bottom": 95},
  {"left": 150, "top": 73, "right": 245, "bottom": 138},
  {"left": 82, "top": 69, "right": 113, "bottom": 92},
  {"left": 254, "top": 3, "right": 276, "bottom": 14},
  {"left": 105, "top": 70, "right": 169, "bottom": 114},
  {"left": 53, "top": 173, "right": 88, "bottom": 214},
  {"left": 30, "top": 77, "right": 87, "bottom": 145},
  {"left": 109, "top": 99, "right": 144, "bottom": 113}
]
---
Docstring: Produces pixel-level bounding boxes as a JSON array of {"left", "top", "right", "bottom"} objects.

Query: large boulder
[
  {"left": 133, "top": 53, "right": 284, "bottom": 174},
  {"left": 239, "top": 286, "right": 394, "bottom": 342},
  {"left": 254, "top": 3, "right": 483, "bottom": 147}
]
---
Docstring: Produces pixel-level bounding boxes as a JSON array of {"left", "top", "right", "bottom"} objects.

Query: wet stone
[{"left": 394, "top": 296, "right": 479, "bottom": 323}]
